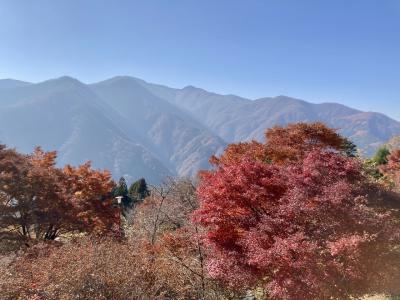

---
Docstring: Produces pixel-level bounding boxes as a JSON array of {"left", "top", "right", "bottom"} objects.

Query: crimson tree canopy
[{"left": 194, "top": 147, "right": 399, "bottom": 299}]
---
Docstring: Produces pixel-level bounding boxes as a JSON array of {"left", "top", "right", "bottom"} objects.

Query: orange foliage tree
[
  {"left": 62, "top": 162, "right": 117, "bottom": 235},
  {"left": 0, "top": 145, "right": 117, "bottom": 243},
  {"left": 211, "top": 122, "right": 353, "bottom": 169},
  {"left": 0, "top": 238, "right": 157, "bottom": 300},
  {"left": 264, "top": 122, "right": 350, "bottom": 163}
]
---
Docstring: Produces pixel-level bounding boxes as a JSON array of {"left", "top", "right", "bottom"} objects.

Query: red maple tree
[{"left": 194, "top": 124, "right": 400, "bottom": 299}]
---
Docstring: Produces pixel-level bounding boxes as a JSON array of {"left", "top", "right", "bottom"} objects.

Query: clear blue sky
[{"left": 0, "top": 0, "right": 399, "bottom": 119}]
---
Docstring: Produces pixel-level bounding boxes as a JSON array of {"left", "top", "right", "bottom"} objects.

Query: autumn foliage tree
[
  {"left": 211, "top": 122, "right": 353, "bottom": 168},
  {"left": 194, "top": 123, "right": 400, "bottom": 299},
  {"left": 0, "top": 238, "right": 158, "bottom": 300},
  {"left": 264, "top": 122, "right": 350, "bottom": 164},
  {"left": 2, "top": 123, "right": 400, "bottom": 300},
  {"left": 0, "top": 145, "right": 117, "bottom": 244},
  {"left": 209, "top": 140, "right": 267, "bottom": 167},
  {"left": 62, "top": 162, "right": 118, "bottom": 235},
  {"left": 0, "top": 146, "right": 73, "bottom": 243},
  {"left": 1, "top": 178, "right": 224, "bottom": 300},
  {"left": 130, "top": 178, "right": 230, "bottom": 299}
]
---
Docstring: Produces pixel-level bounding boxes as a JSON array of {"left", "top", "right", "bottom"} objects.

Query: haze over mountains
[{"left": 0, "top": 76, "right": 399, "bottom": 183}]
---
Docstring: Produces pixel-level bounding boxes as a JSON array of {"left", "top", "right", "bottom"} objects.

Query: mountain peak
[
  {"left": 274, "top": 95, "right": 308, "bottom": 103},
  {"left": 182, "top": 85, "right": 201, "bottom": 91},
  {"left": 38, "top": 76, "right": 86, "bottom": 90},
  {"left": 181, "top": 85, "right": 211, "bottom": 95},
  {"left": 94, "top": 75, "right": 145, "bottom": 87},
  {"left": 107, "top": 75, "right": 135, "bottom": 82},
  {"left": 53, "top": 76, "right": 81, "bottom": 83}
]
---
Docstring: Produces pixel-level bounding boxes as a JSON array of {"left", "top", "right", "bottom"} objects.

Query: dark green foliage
[
  {"left": 128, "top": 178, "right": 150, "bottom": 202},
  {"left": 372, "top": 146, "right": 391, "bottom": 165},
  {"left": 113, "top": 177, "right": 128, "bottom": 197},
  {"left": 113, "top": 177, "right": 131, "bottom": 207},
  {"left": 342, "top": 138, "right": 358, "bottom": 157}
]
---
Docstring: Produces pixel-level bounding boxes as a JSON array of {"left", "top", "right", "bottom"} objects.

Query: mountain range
[{"left": 0, "top": 76, "right": 399, "bottom": 183}]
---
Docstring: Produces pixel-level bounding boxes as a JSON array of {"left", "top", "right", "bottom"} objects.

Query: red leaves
[
  {"left": 194, "top": 124, "right": 400, "bottom": 299},
  {"left": 265, "top": 122, "right": 348, "bottom": 164}
]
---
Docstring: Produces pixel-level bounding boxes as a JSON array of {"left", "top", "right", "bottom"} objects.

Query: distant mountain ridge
[
  {"left": 0, "top": 76, "right": 399, "bottom": 183},
  {"left": 0, "top": 79, "right": 31, "bottom": 89},
  {"left": 136, "top": 80, "right": 400, "bottom": 155}
]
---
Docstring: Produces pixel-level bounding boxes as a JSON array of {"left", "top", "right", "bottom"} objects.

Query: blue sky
[{"left": 0, "top": 0, "right": 399, "bottom": 119}]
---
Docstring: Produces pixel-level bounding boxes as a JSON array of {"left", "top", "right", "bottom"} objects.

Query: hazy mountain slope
[
  {"left": 90, "top": 76, "right": 226, "bottom": 177},
  {"left": 0, "top": 79, "right": 31, "bottom": 89},
  {"left": 221, "top": 97, "right": 400, "bottom": 156},
  {"left": 1, "top": 75, "right": 399, "bottom": 183},
  {"left": 0, "top": 77, "right": 171, "bottom": 183},
  {"left": 331, "top": 111, "right": 400, "bottom": 155},
  {"left": 134, "top": 78, "right": 248, "bottom": 138},
  {"left": 385, "top": 136, "right": 400, "bottom": 151},
  {"left": 136, "top": 80, "right": 400, "bottom": 156}
]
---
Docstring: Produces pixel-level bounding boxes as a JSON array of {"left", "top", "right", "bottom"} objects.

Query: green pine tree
[
  {"left": 128, "top": 178, "right": 150, "bottom": 202},
  {"left": 113, "top": 177, "right": 128, "bottom": 197},
  {"left": 113, "top": 177, "right": 131, "bottom": 207},
  {"left": 342, "top": 138, "right": 358, "bottom": 158}
]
